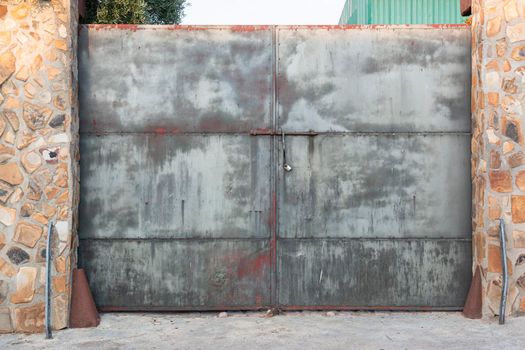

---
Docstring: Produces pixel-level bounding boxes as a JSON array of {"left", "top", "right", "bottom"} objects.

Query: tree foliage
[
  {"left": 95, "top": 0, "right": 147, "bottom": 24},
  {"left": 146, "top": 0, "right": 187, "bottom": 24},
  {"left": 84, "top": 0, "right": 188, "bottom": 24}
]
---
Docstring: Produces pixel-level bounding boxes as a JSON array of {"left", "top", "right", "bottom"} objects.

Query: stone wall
[
  {"left": 471, "top": 0, "right": 525, "bottom": 317},
  {"left": 0, "top": 0, "right": 78, "bottom": 333}
]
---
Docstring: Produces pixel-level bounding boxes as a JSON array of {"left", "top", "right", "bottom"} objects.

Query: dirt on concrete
[{"left": 1, "top": 311, "right": 524, "bottom": 349}]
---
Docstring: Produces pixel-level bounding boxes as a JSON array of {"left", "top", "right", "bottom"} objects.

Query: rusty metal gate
[{"left": 78, "top": 25, "right": 472, "bottom": 311}]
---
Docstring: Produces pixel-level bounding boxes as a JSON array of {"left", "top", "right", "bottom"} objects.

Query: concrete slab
[{"left": 1, "top": 312, "right": 524, "bottom": 349}]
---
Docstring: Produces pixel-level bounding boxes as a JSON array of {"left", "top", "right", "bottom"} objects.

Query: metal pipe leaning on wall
[
  {"left": 45, "top": 221, "right": 54, "bottom": 339},
  {"left": 499, "top": 219, "right": 508, "bottom": 325}
]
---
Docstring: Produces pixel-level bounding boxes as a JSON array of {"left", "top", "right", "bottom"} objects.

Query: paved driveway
[{"left": 1, "top": 312, "right": 524, "bottom": 349}]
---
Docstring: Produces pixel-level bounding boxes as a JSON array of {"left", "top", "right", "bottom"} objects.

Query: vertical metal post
[
  {"left": 499, "top": 219, "right": 508, "bottom": 325},
  {"left": 269, "top": 25, "right": 278, "bottom": 310},
  {"left": 45, "top": 221, "right": 53, "bottom": 339}
]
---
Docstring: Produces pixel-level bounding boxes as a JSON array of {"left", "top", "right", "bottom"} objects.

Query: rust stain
[
  {"left": 90, "top": 24, "right": 139, "bottom": 31},
  {"left": 143, "top": 127, "right": 181, "bottom": 135},
  {"left": 90, "top": 119, "right": 105, "bottom": 135},
  {"left": 230, "top": 25, "right": 271, "bottom": 32},
  {"left": 153, "top": 127, "right": 167, "bottom": 135},
  {"left": 86, "top": 24, "right": 209, "bottom": 31},
  {"left": 279, "top": 24, "right": 469, "bottom": 31},
  {"left": 255, "top": 294, "right": 263, "bottom": 306},
  {"left": 99, "top": 305, "right": 269, "bottom": 312},
  {"left": 237, "top": 251, "right": 271, "bottom": 279},
  {"left": 86, "top": 24, "right": 268, "bottom": 32},
  {"left": 169, "top": 25, "right": 212, "bottom": 31},
  {"left": 427, "top": 24, "right": 469, "bottom": 29},
  {"left": 98, "top": 304, "right": 459, "bottom": 312},
  {"left": 282, "top": 305, "right": 461, "bottom": 311},
  {"left": 84, "top": 24, "right": 469, "bottom": 32},
  {"left": 250, "top": 128, "right": 273, "bottom": 136},
  {"left": 199, "top": 117, "right": 226, "bottom": 132}
]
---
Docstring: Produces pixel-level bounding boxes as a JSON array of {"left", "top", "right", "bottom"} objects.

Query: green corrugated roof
[{"left": 339, "top": 0, "right": 467, "bottom": 25}]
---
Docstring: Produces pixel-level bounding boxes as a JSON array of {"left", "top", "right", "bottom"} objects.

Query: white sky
[{"left": 182, "top": 0, "right": 345, "bottom": 25}]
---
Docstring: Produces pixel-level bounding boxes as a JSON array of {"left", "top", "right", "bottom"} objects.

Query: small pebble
[
  {"left": 263, "top": 309, "right": 274, "bottom": 318},
  {"left": 218, "top": 312, "right": 228, "bottom": 318},
  {"left": 326, "top": 311, "right": 336, "bottom": 317}
]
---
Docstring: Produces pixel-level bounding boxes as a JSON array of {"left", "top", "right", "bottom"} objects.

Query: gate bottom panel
[
  {"left": 277, "top": 238, "right": 471, "bottom": 309},
  {"left": 79, "top": 239, "right": 271, "bottom": 310}
]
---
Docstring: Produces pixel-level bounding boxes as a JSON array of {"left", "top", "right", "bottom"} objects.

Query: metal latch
[{"left": 282, "top": 130, "right": 292, "bottom": 172}]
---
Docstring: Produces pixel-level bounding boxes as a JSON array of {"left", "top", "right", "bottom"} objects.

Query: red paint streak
[
  {"left": 146, "top": 127, "right": 181, "bottom": 135},
  {"left": 237, "top": 251, "right": 271, "bottom": 279},
  {"left": 153, "top": 127, "right": 167, "bottom": 135}
]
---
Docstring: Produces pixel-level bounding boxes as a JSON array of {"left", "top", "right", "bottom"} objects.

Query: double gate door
[{"left": 79, "top": 25, "right": 472, "bottom": 311}]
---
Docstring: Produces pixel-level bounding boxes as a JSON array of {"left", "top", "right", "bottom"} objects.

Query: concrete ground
[{"left": 1, "top": 312, "right": 524, "bottom": 350}]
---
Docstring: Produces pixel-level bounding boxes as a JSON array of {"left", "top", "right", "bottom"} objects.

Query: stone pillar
[
  {"left": 471, "top": 0, "right": 525, "bottom": 317},
  {"left": 0, "top": 0, "right": 78, "bottom": 333}
]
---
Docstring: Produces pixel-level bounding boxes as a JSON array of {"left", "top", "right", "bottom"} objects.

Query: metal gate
[{"left": 78, "top": 25, "right": 472, "bottom": 311}]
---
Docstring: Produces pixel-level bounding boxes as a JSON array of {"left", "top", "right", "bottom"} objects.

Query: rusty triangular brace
[
  {"left": 463, "top": 265, "right": 482, "bottom": 319},
  {"left": 69, "top": 268, "right": 101, "bottom": 328}
]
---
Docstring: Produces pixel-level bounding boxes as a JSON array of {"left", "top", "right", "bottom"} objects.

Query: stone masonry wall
[
  {"left": 471, "top": 0, "right": 525, "bottom": 317},
  {"left": 0, "top": 0, "right": 78, "bottom": 333}
]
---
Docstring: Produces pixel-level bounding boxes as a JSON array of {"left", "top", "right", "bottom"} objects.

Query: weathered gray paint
[
  {"left": 275, "top": 26, "right": 471, "bottom": 309},
  {"left": 277, "top": 239, "right": 471, "bottom": 307},
  {"left": 79, "top": 240, "right": 271, "bottom": 309},
  {"left": 79, "top": 134, "right": 271, "bottom": 239},
  {"left": 79, "top": 26, "right": 273, "bottom": 133},
  {"left": 78, "top": 25, "right": 471, "bottom": 310},
  {"left": 279, "top": 134, "right": 471, "bottom": 239},
  {"left": 79, "top": 26, "right": 275, "bottom": 310},
  {"left": 277, "top": 27, "right": 471, "bottom": 132}
]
